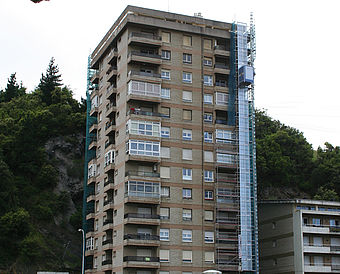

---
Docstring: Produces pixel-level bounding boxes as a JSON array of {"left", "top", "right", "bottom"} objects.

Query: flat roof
[{"left": 259, "top": 199, "right": 340, "bottom": 207}]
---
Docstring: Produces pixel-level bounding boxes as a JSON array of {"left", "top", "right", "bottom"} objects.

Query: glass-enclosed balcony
[
  {"left": 127, "top": 80, "right": 161, "bottom": 100},
  {"left": 126, "top": 140, "right": 160, "bottom": 161},
  {"left": 128, "top": 32, "right": 162, "bottom": 47},
  {"left": 125, "top": 181, "right": 160, "bottom": 204}
]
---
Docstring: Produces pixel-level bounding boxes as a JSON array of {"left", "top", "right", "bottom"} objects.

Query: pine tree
[
  {"left": 0, "top": 73, "right": 26, "bottom": 103},
  {"left": 38, "top": 57, "right": 62, "bottom": 105}
]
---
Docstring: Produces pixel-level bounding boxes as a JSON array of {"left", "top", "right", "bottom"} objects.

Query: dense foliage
[
  {"left": 0, "top": 59, "right": 85, "bottom": 272},
  {"left": 256, "top": 109, "right": 340, "bottom": 200}
]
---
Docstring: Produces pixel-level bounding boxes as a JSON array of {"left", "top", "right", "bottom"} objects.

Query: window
[
  {"left": 216, "top": 92, "right": 228, "bottom": 105},
  {"left": 203, "top": 57, "right": 212, "bottom": 66},
  {"left": 160, "top": 229, "right": 169, "bottom": 241},
  {"left": 182, "top": 90, "right": 192, "bottom": 102},
  {"left": 182, "top": 168, "right": 192, "bottom": 180},
  {"left": 162, "top": 32, "right": 171, "bottom": 43},
  {"left": 128, "top": 80, "right": 161, "bottom": 97},
  {"left": 182, "top": 251, "right": 192, "bottom": 263},
  {"left": 161, "top": 88, "right": 170, "bottom": 99},
  {"left": 204, "top": 210, "right": 214, "bottom": 221},
  {"left": 313, "top": 218, "right": 321, "bottom": 226},
  {"left": 183, "top": 129, "right": 192, "bottom": 140},
  {"left": 94, "top": 257, "right": 98, "bottom": 268},
  {"left": 160, "top": 207, "right": 170, "bottom": 219},
  {"left": 104, "top": 150, "right": 115, "bottom": 166},
  {"left": 216, "top": 129, "right": 234, "bottom": 143},
  {"left": 125, "top": 181, "right": 160, "bottom": 198},
  {"left": 182, "top": 72, "right": 192, "bottom": 83},
  {"left": 160, "top": 250, "right": 169, "bottom": 262},
  {"left": 203, "top": 94, "right": 213, "bottom": 104},
  {"left": 204, "top": 39, "right": 212, "bottom": 50},
  {"left": 161, "top": 69, "right": 171, "bottom": 80},
  {"left": 99, "top": 111, "right": 102, "bottom": 122},
  {"left": 161, "top": 127, "right": 170, "bottom": 138},
  {"left": 128, "top": 120, "right": 160, "bottom": 137},
  {"left": 161, "top": 50, "right": 171, "bottom": 60},
  {"left": 216, "top": 153, "right": 235, "bottom": 164},
  {"left": 127, "top": 140, "right": 160, "bottom": 157},
  {"left": 205, "top": 231, "right": 214, "bottom": 243},
  {"left": 182, "top": 188, "right": 192, "bottom": 199},
  {"left": 183, "top": 53, "right": 192, "bottom": 64},
  {"left": 205, "top": 251, "right": 214, "bottom": 263},
  {"left": 182, "top": 230, "right": 192, "bottom": 242},
  {"left": 182, "top": 149, "right": 192, "bottom": 160},
  {"left": 183, "top": 35, "right": 192, "bottom": 46},
  {"left": 204, "top": 75, "right": 213, "bottom": 86},
  {"left": 204, "top": 170, "right": 214, "bottom": 182},
  {"left": 96, "top": 200, "right": 99, "bottom": 212},
  {"left": 160, "top": 167, "right": 170, "bottom": 178},
  {"left": 160, "top": 107, "right": 170, "bottom": 118},
  {"left": 205, "top": 190, "right": 213, "bottom": 200},
  {"left": 272, "top": 240, "right": 277, "bottom": 247},
  {"left": 204, "top": 132, "right": 213, "bottom": 143},
  {"left": 204, "top": 112, "right": 213, "bottom": 123},
  {"left": 204, "top": 151, "right": 213, "bottom": 162},
  {"left": 183, "top": 109, "right": 192, "bottom": 120},
  {"left": 86, "top": 237, "right": 94, "bottom": 251},
  {"left": 183, "top": 209, "right": 192, "bottom": 221},
  {"left": 161, "top": 147, "right": 170, "bottom": 158},
  {"left": 161, "top": 186, "right": 170, "bottom": 197}
]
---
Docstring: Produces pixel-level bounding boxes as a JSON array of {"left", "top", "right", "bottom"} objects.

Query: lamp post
[{"left": 78, "top": 228, "right": 85, "bottom": 274}]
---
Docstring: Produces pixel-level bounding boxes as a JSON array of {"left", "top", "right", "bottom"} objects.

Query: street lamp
[{"left": 78, "top": 228, "right": 85, "bottom": 274}]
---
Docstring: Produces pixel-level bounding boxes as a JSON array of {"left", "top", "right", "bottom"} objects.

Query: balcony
[
  {"left": 123, "top": 256, "right": 160, "bottom": 268},
  {"left": 125, "top": 192, "right": 160, "bottom": 204},
  {"left": 125, "top": 181, "right": 160, "bottom": 204},
  {"left": 105, "top": 102, "right": 117, "bottom": 118},
  {"left": 128, "top": 70, "right": 162, "bottom": 84},
  {"left": 128, "top": 51, "right": 162, "bottom": 65},
  {"left": 107, "top": 48, "right": 118, "bottom": 64},
  {"left": 127, "top": 80, "right": 161, "bottom": 102},
  {"left": 214, "top": 63, "right": 230, "bottom": 75},
  {"left": 302, "top": 225, "right": 333, "bottom": 234},
  {"left": 89, "top": 123, "right": 98, "bottom": 134},
  {"left": 88, "top": 136, "right": 97, "bottom": 150},
  {"left": 89, "top": 106, "right": 98, "bottom": 117},
  {"left": 216, "top": 173, "right": 237, "bottom": 183},
  {"left": 123, "top": 234, "right": 160, "bottom": 246},
  {"left": 128, "top": 32, "right": 162, "bottom": 47},
  {"left": 103, "top": 219, "right": 114, "bottom": 231},
  {"left": 106, "top": 84, "right": 117, "bottom": 100},
  {"left": 304, "top": 264, "right": 332, "bottom": 273},
  {"left": 105, "top": 121, "right": 116, "bottom": 136},
  {"left": 107, "top": 65, "right": 118, "bottom": 83},
  {"left": 214, "top": 45, "right": 230, "bottom": 57},
  {"left": 90, "top": 71, "right": 99, "bottom": 84},
  {"left": 102, "top": 239, "right": 114, "bottom": 250},
  {"left": 127, "top": 108, "right": 164, "bottom": 123},
  {"left": 126, "top": 140, "right": 160, "bottom": 163},
  {"left": 104, "top": 162, "right": 115, "bottom": 174},
  {"left": 215, "top": 80, "right": 228, "bottom": 91},
  {"left": 103, "top": 200, "right": 114, "bottom": 211},
  {"left": 125, "top": 171, "right": 160, "bottom": 179},
  {"left": 124, "top": 213, "right": 160, "bottom": 225},
  {"left": 102, "top": 259, "right": 113, "bottom": 268},
  {"left": 104, "top": 180, "right": 114, "bottom": 192},
  {"left": 90, "top": 85, "right": 98, "bottom": 100}
]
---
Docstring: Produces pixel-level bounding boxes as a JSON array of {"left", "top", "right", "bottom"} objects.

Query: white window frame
[
  {"left": 160, "top": 207, "right": 170, "bottom": 219},
  {"left": 204, "top": 75, "right": 213, "bottom": 86},
  {"left": 216, "top": 153, "right": 235, "bottom": 164},
  {"left": 204, "top": 94, "right": 213, "bottom": 104},
  {"left": 161, "top": 127, "right": 170, "bottom": 138},
  {"left": 182, "top": 230, "right": 192, "bottom": 242},
  {"left": 182, "top": 72, "right": 192, "bottom": 83},
  {"left": 160, "top": 249, "right": 170, "bottom": 262},
  {"left": 205, "top": 190, "right": 213, "bottom": 200},
  {"left": 182, "top": 90, "right": 192, "bottom": 102},
  {"left": 182, "top": 129, "right": 192, "bottom": 141},
  {"left": 160, "top": 229, "right": 170, "bottom": 241},
  {"left": 161, "top": 50, "right": 171, "bottom": 60},
  {"left": 203, "top": 57, "right": 212, "bottom": 66},
  {"left": 216, "top": 92, "right": 228, "bottom": 105},
  {"left": 204, "top": 113, "right": 213, "bottom": 123},
  {"left": 182, "top": 168, "right": 192, "bottom": 180},
  {"left": 204, "top": 170, "right": 214, "bottom": 182},
  {"left": 183, "top": 188, "right": 192, "bottom": 199},
  {"left": 205, "top": 251, "right": 214, "bottom": 263},
  {"left": 183, "top": 53, "right": 192, "bottom": 64},
  {"left": 161, "top": 186, "right": 170, "bottom": 197},
  {"left": 125, "top": 181, "right": 160, "bottom": 198},
  {"left": 127, "top": 140, "right": 160, "bottom": 157},
  {"left": 128, "top": 120, "right": 160, "bottom": 137},
  {"left": 216, "top": 129, "right": 234, "bottom": 143},
  {"left": 182, "top": 149, "right": 193, "bottom": 160},
  {"left": 161, "top": 88, "right": 170, "bottom": 99},
  {"left": 104, "top": 150, "right": 115, "bottom": 167},
  {"left": 204, "top": 132, "right": 213, "bottom": 143},
  {"left": 205, "top": 231, "right": 214, "bottom": 243},
  {"left": 128, "top": 80, "right": 161, "bottom": 97},
  {"left": 182, "top": 250, "right": 192, "bottom": 263},
  {"left": 161, "top": 69, "right": 171, "bottom": 80},
  {"left": 183, "top": 209, "right": 192, "bottom": 221}
]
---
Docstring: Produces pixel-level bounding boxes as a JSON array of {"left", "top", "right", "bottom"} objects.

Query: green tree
[
  {"left": 314, "top": 186, "right": 339, "bottom": 201},
  {"left": 38, "top": 57, "right": 62, "bottom": 105},
  {"left": 0, "top": 73, "right": 26, "bottom": 103}
]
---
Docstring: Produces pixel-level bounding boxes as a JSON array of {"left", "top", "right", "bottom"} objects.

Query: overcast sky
[{"left": 1, "top": 0, "right": 339, "bottom": 148}]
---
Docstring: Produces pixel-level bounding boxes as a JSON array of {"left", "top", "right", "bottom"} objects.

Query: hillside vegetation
[{"left": 0, "top": 59, "right": 86, "bottom": 272}]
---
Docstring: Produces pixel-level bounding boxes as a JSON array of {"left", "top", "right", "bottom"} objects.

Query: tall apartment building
[
  {"left": 82, "top": 6, "right": 258, "bottom": 274},
  {"left": 259, "top": 199, "right": 340, "bottom": 273}
]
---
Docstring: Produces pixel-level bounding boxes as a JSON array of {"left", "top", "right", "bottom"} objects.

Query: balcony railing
[
  {"left": 105, "top": 121, "right": 116, "bottom": 130},
  {"left": 129, "top": 32, "right": 161, "bottom": 41},
  {"left": 125, "top": 171, "right": 160, "bottom": 178},
  {"left": 104, "top": 179, "right": 114, "bottom": 187},
  {"left": 102, "top": 259, "right": 113, "bottom": 265},
  {"left": 215, "top": 63, "right": 230, "bottom": 69},
  {"left": 103, "top": 199, "right": 114, "bottom": 206},
  {"left": 216, "top": 119, "right": 228, "bottom": 125},
  {"left": 102, "top": 239, "right": 113, "bottom": 245},
  {"left": 128, "top": 108, "right": 167, "bottom": 118},
  {"left": 215, "top": 80, "right": 227, "bottom": 87},
  {"left": 129, "top": 51, "right": 161, "bottom": 59},
  {"left": 103, "top": 219, "right": 113, "bottom": 226},
  {"left": 125, "top": 191, "right": 160, "bottom": 199},
  {"left": 105, "top": 141, "right": 114, "bottom": 149},
  {"left": 124, "top": 234, "right": 160, "bottom": 241},
  {"left": 215, "top": 45, "right": 228, "bottom": 51},
  {"left": 124, "top": 213, "right": 160, "bottom": 219},
  {"left": 129, "top": 70, "right": 161, "bottom": 78},
  {"left": 123, "top": 256, "right": 159, "bottom": 262}
]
